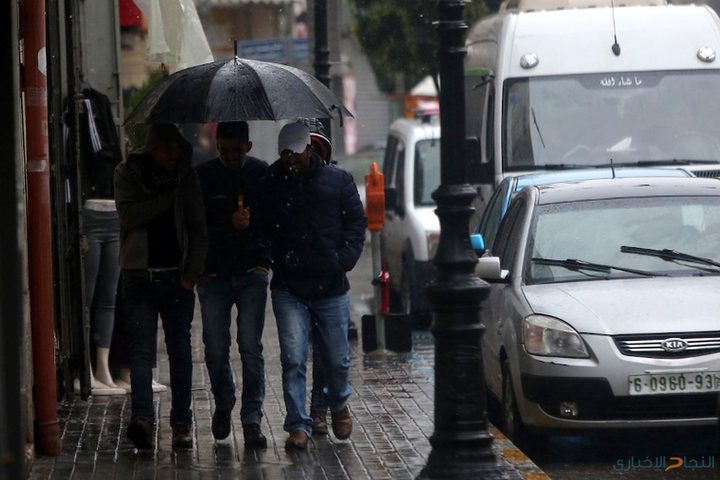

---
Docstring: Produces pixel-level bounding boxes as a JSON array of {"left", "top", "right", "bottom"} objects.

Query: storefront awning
[{"left": 119, "top": 0, "right": 144, "bottom": 28}]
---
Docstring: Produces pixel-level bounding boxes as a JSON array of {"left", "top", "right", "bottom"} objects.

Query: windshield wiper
[
  {"left": 531, "top": 108, "right": 546, "bottom": 149},
  {"left": 531, "top": 258, "right": 662, "bottom": 277},
  {"left": 620, "top": 246, "right": 720, "bottom": 272}
]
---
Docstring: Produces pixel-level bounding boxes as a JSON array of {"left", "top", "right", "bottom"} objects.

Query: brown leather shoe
[
  {"left": 331, "top": 406, "right": 352, "bottom": 440},
  {"left": 310, "top": 409, "right": 328, "bottom": 435},
  {"left": 127, "top": 417, "right": 153, "bottom": 450},
  {"left": 285, "top": 430, "right": 309, "bottom": 450}
]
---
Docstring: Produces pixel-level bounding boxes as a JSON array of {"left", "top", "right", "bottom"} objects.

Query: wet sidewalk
[{"left": 30, "top": 247, "right": 548, "bottom": 480}]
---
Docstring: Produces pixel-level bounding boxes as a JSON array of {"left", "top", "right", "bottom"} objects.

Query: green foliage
[
  {"left": 124, "top": 67, "right": 167, "bottom": 150},
  {"left": 347, "top": 0, "right": 493, "bottom": 95}
]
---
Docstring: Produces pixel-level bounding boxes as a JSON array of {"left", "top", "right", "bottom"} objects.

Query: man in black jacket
[
  {"left": 261, "top": 121, "right": 367, "bottom": 449},
  {"left": 196, "top": 122, "right": 270, "bottom": 448},
  {"left": 114, "top": 123, "right": 207, "bottom": 450}
]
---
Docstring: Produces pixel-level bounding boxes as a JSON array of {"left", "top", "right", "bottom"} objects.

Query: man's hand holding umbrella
[{"left": 232, "top": 194, "right": 250, "bottom": 231}]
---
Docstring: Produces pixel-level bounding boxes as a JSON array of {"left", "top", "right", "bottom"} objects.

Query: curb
[{"left": 490, "top": 426, "right": 551, "bottom": 479}]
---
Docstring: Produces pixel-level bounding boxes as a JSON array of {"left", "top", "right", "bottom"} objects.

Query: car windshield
[
  {"left": 504, "top": 70, "right": 720, "bottom": 171},
  {"left": 414, "top": 138, "right": 441, "bottom": 206},
  {"left": 526, "top": 196, "right": 720, "bottom": 284}
]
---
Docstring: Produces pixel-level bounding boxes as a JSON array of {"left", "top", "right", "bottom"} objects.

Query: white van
[
  {"left": 381, "top": 115, "right": 440, "bottom": 328},
  {"left": 465, "top": 0, "right": 720, "bottom": 197}
]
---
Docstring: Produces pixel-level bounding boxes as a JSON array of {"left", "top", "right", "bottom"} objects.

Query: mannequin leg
[
  {"left": 94, "top": 347, "right": 118, "bottom": 387},
  {"left": 119, "top": 367, "right": 131, "bottom": 384},
  {"left": 82, "top": 209, "right": 125, "bottom": 396},
  {"left": 115, "top": 367, "right": 167, "bottom": 393},
  {"left": 90, "top": 375, "right": 126, "bottom": 395},
  {"left": 114, "top": 367, "right": 132, "bottom": 392},
  {"left": 89, "top": 346, "right": 126, "bottom": 395}
]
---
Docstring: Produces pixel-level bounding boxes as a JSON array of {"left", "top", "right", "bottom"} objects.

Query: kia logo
[{"left": 661, "top": 338, "right": 688, "bottom": 352}]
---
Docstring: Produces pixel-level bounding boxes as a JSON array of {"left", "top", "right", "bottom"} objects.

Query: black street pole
[
  {"left": 313, "top": 0, "right": 331, "bottom": 136},
  {"left": 418, "top": 1, "right": 510, "bottom": 478}
]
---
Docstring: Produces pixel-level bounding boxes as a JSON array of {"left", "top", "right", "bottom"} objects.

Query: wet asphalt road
[{"left": 511, "top": 427, "right": 719, "bottom": 479}]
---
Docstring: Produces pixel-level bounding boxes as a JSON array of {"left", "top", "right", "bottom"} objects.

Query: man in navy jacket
[
  {"left": 196, "top": 122, "right": 270, "bottom": 448},
  {"left": 261, "top": 121, "right": 367, "bottom": 449}
]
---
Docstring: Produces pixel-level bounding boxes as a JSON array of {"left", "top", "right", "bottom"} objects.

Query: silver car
[{"left": 473, "top": 177, "right": 720, "bottom": 438}]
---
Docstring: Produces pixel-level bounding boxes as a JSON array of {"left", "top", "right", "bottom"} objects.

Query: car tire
[
  {"left": 401, "top": 255, "right": 432, "bottom": 330},
  {"left": 501, "top": 358, "right": 525, "bottom": 442}
]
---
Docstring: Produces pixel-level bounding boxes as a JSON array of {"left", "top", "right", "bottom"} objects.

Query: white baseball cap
[{"left": 278, "top": 121, "right": 311, "bottom": 155}]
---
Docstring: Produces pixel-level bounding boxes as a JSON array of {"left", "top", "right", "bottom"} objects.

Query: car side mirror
[
  {"left": 470, "top": 233, "right": 485, "bottom": 256},
  {"left": 476, "top": 256, "right": 509, "bottom": 283}
]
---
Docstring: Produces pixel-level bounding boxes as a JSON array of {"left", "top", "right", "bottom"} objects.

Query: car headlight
[
  {"left": 523, "top": 314, "right": 589, "bottom": 358},
  {"left": 426, "top": 231, "right": 440, "bottom": 259}
]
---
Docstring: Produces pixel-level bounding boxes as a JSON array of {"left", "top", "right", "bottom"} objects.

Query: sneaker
[
  {"left": 331, "top": 406, "right": 352, "bottom": 440},
  {"left": 242, "top": 423, "right": 268, "bottom": 449},
  {"left": 310, "top": 409, "right": 328, "bottom": 435},
  {"left": 127, "top": 417, "right": 153, "bottom": 450},
  {"left": 171, "top": 423, "right": 193, "bottom": 449},
  {"left": 212, "top": 408, "right": 232, "bottom": 440},
  {"left": 285, "top": 430, "right": 309, "bottom": 450}
]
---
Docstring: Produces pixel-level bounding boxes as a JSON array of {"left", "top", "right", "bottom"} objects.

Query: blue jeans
[
  {"left": 121, "top": 276, "right": 194, "bottom": 426},
  {"left": 310, "top": 322, "right": 327, "bottom": 412},
  {"left": 198, "top": 272, "right": 268, "bottom": 425},
  {"left": 272, "top": 290, "right": 351, "bottom": 434}
]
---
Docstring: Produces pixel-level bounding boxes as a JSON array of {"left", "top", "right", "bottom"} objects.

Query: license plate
[{"left": 628, "top": 371, "right": 720, "bottom": 395}]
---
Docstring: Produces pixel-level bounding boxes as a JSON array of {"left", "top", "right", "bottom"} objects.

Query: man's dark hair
[
  {"left": 144, "top": 123, "right": 186, "bottom": 152},
  {"left": 217, "top": 121, "right": 249, "bottom": 141}
]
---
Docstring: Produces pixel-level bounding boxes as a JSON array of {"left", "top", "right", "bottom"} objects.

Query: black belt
[{"left": 124, "top": 268, "right": 181, "bottom": 282}]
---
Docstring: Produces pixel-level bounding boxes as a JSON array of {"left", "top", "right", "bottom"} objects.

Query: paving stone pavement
[{"left": 29, "top": 246, "right": 547, "bottom": 480}]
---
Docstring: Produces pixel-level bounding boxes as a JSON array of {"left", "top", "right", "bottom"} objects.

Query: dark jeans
[
  {"left": 121, "top": 275, "right": 194, "bottom": 425},
  {"left": 197, "top": 271, "right": 268, "bottom": 425},
  {"left": 82, "top": 206, "right": 120, "bottom": 347}
]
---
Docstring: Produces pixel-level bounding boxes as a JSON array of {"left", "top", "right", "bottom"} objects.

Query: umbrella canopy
[{"left": 125, "top": 57, "right": 353, "bottom": 124}]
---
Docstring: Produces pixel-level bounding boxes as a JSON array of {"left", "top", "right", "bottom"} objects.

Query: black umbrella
[{"left": 125, "top": 57, "right": 353, "bottom": 124}]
